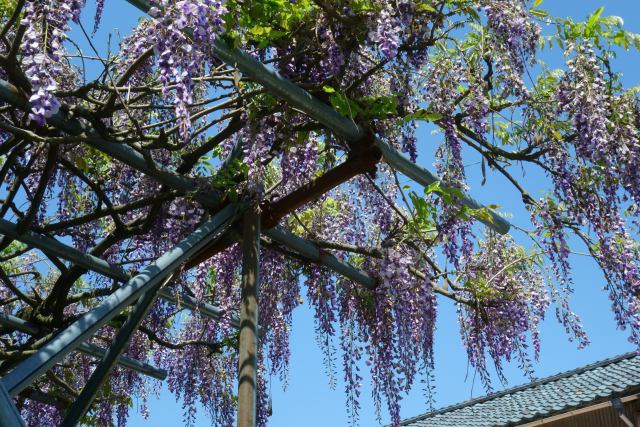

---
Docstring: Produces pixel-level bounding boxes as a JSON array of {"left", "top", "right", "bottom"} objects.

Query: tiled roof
[{"left": 399, "top": 352, "right": 640, "bottom": 427}]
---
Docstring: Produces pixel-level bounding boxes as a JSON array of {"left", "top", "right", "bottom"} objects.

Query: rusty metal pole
[{"left": 237, "top": 205, "right": 261, "bottom": 427}]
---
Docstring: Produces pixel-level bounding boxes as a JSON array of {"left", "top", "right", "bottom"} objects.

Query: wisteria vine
[{"left": 0, "top": 1, "right": 639, "bottom": 427}]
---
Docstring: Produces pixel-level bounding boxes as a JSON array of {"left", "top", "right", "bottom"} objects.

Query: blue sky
[{"left": 69, "top": 1, "right": 640, "bottom": 426}]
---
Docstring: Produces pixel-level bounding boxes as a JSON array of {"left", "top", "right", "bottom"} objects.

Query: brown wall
[{"left": 540, "top": 399, "right": 640, "bottom": 427}]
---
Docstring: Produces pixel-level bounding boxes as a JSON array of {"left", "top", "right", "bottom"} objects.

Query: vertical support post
[
  {"left": 237, "top": 207, "right": 260, "bottom": 427},
  {"left": 612, "top": 397, "right": 634, "bottom": 427},
  {"left": 0, "top": 382, "right": 24, "bottom": 427}
]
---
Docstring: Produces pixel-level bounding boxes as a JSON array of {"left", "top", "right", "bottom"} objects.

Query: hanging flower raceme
[
  {"left": 433, "top": 116, "right": 474, "bottom": 267},
  {"left": 146, "top": 0, "right": 227, "bottom": 140},
  {"left": 368, "top": 4, "right": 402, "bottom": 59},
  {"left": 557, "top": 44, "right": 612, "bottom": 164},
  {"left": 456, "top": 233, "right": 551, "bottom": 389},
  {"left": 335, "top": 246, "right": 437, "bottom": 425},
  {"left": 21, "top": 0, "right": 85, "bottom": 125},
  {"left": 480, "top": 0, "right": 540, "bottom": 95},
  {"left": 243, "top": 117, "right": 277, "bottom": 195},
  {"left": 94, "top": 0, "right": 106, "bottom": 32}
]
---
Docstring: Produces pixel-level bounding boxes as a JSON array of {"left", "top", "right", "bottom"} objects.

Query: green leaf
[
  {"left": 351, "top": 0, "right": 374, "bottom": 12},
  {"left": 405, "top": 110, "right": 443, "bottom": 123},
  {"left": 328, "top": 93, "right": 363, "bottom": 118},
  {"left": 533, "top": 0, "right": 544, "bottom": 7},
  {"left": 416, "top": 3, "right": 437, "bottom": 12},
  {"left": 530, "top": 9, "right": 548, "bottom": 18},
  {"left": 601, "top": 15, "right": 624, "bottom": 27},
  {"left": 587, "top": 6, "right": 605, "bottom": 30},
  {"left": 550, "top": 128, "right": 563, "bottom": 141},
  {"left": 634, "top": 34, "right": 640, "bottom": 52},
  {"left": 423, "top": 181, "right": 466, "bottom": 206},
  {"left": 75, "top": 156, "right": 88, "bottom": 173},
  {"left": 612, "top": 30, "right": 630, "bottom": 49},
  {"left": 424, "top": 180, "right": 442, "bottom": 195},
  {"left": 0, "top": 0, "right": 16, "bottom": 20},
  {"left": 468, "top": 206, "right": 501, "bottom": 228},
  {"left": 359, "top": 95, "right": 398, "bottom": 119},
  {"left": 322, "top": 85, "right": 336, "bottom": 93}
]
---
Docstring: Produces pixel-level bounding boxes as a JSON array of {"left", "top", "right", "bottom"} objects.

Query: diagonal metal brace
[{"left": 60, "top": 273, "right": 175, "bottom": 426}]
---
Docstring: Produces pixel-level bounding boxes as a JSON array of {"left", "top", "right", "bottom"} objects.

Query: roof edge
[
  {"left": 398, "top": 352, "right": 637, "bottom": 426},
  {"left": 512, "top": 387, "right": 640, "bottom": 426}
]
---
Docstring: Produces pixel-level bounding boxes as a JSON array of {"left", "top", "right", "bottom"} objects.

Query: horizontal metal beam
[
  {"left": 0, "top": 203, "right": 240, "bottom": 396},
  {"left": 158, "top": 289, "right": 240, "bottom": 328},
  {"left": 0, "top": 314, "right": 39, "bottom": 335},
  {"left": 0, "top": 218, "right": 238, "bottom": 326},
  {"left": 265, "top": 228, "right": 376, "bottom": 289},
  {"left": 0, "top": 219, "right": 129, "bottom": 282},
  {"left": 78, "top": 342, "right": 166, "bottom": 380},
  {"left": 0, "top": 313, "right": 167, "bottom": 380}
]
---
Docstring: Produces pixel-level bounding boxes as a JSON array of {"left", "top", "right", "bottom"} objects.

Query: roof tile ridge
[{"left": 396, "top": 352, "right": 637, "bottom": 426}]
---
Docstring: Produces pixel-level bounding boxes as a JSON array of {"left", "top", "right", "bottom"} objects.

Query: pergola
[{"left": 0, "top": 1, "right": 510, "bottom": 426}]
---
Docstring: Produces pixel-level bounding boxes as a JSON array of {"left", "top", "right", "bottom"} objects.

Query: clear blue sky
[{"left": 72, "top": 1, "right": 640, "bottom": 426}]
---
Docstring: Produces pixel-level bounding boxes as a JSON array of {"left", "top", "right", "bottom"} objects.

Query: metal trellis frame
[
  {"left": 126, "top": 0, "right": 511, "bottom": 235},
  {"left": 1, "top": 203, "right": 240, "bottom": 397},
  {"left": 0, "top": 2, "right": 516, "bottom": 425}
]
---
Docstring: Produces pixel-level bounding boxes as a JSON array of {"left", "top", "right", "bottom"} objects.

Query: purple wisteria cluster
[
  {"left": 318, "top": 26, "right": 346, "bottom": 78},
  {"left": 280, "top": 136, "right": 319, "bottom": 191},
  {"left": 367, "top": 247, "right": 437, "bottom": 422},
  {"left": 534, "top": 42, "right": 640, "bottom": 349},
  {"left": 20, "top": 0, "right": 84, "bottom": 125},
  {"left": 150, "top": 0, "right": 227, "bottom": 140},
  {"left": 94, "top": 0, "right": 106, "bottom": 32},
  {"left": 480, "top": 0, "right": 541, "bottom": 95},
  {"left": 457, "top": 233, "right": 550, "bottom": 388},
  {"left": 243, "top": 117, "right": 277, "bottom": 195},
  {"left": 435, "top": 116, "right": 475, "bottom": 267},
  {"left": 368, "top": 5, "right": 402, "bottom": 59},
  {"left": 557, "top": 44, "right": 612, "bottom": 164},
  {"left": 5, "top": 1, "right": 640, "bottom": 426}
]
